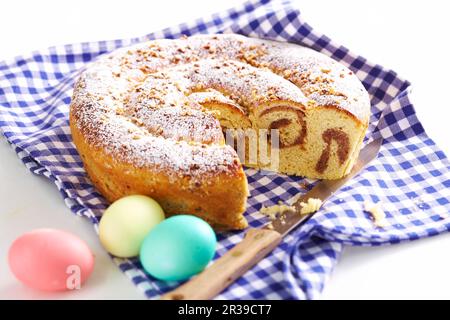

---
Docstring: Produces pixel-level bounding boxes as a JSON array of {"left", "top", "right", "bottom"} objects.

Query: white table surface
[{"left": 1, "top": 0, "right": 449, "bottom": 300}]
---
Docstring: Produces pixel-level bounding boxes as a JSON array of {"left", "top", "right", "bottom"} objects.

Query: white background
[{"left": 1, "top": 0, "right": 449, "bottom": 299}]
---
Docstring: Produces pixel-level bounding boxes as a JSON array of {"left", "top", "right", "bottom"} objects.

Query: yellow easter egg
[{"left": 99, "top": 195, "right": 165, "bottom": 257}]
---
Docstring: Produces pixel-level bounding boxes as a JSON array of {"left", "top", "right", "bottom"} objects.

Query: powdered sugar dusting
[{"left": 70, "top": 34, "right": 370, "bottom": 181}]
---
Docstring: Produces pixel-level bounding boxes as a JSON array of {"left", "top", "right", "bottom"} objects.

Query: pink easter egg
[{"left": 8, "top": 229, "right": 95, "bottom": 291}]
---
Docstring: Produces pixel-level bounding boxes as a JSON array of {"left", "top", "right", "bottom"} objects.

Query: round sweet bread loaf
[{"left": 70, "top": 34, "right": 370, "bottom": 229}]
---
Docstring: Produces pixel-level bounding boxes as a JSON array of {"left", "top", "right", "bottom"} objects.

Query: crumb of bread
[
  {"left": 299, "top": 198, "right": 323, "bottom": 215},
  {"left": 260, "top": 203, "right": 295, "bottom": 220},
  {"left": 364, "top": 201, "right": 388, "bottom": 227},
  {"left": 261, "top": 196, "right": 323, "bottom": 222}
]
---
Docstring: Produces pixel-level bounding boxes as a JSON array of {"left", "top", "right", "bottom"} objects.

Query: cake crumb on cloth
[{"left": 364, "top": 201, "right": 388, "bottom": 228}]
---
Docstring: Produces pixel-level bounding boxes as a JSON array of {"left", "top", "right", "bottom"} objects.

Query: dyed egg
[
  {"left": 140, "top": 215, "right": 217, "bottom": 281},
  {"left": 8, "top": 229, "right": 95, "bottom": 291},
  {"left": 99, "top": 195, "right": 165, "bottom": 257}
]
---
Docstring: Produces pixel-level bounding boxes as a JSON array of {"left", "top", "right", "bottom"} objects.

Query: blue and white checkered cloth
[{"left": 1, "top": 0, "right": 449, "bottom": 299}]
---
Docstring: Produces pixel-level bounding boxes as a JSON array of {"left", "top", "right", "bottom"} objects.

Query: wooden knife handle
[{"left": 161, "top": 228, "right": 282, "bottom": 300}]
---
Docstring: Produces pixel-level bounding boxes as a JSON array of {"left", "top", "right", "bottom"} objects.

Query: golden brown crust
[
  {"left": 69, "top": 34, "right": 371, "bottom": 230},
  {"left": 70, "top": 113, "right": 248, "bottom": 229}
]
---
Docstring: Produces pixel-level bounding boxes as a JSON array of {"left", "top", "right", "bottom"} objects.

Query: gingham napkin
[{"left": 1, "top": 0, "right": 449, "bottom": 299}]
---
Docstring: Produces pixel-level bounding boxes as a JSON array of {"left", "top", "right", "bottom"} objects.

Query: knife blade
[
  {"left": 270, "top": 137, "right": 383, "bottom": 237},
  {"left": 162, "top": 138, "right": 382, "bottom": 300}
]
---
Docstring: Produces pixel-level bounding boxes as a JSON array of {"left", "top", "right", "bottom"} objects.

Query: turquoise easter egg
[{"left": 140, "top": 215, "right": 217, "bottom": 281}]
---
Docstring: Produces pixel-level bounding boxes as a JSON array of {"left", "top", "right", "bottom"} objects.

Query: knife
[{"left": 162, "top": 138, "right": 382, "bottom": 300}]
